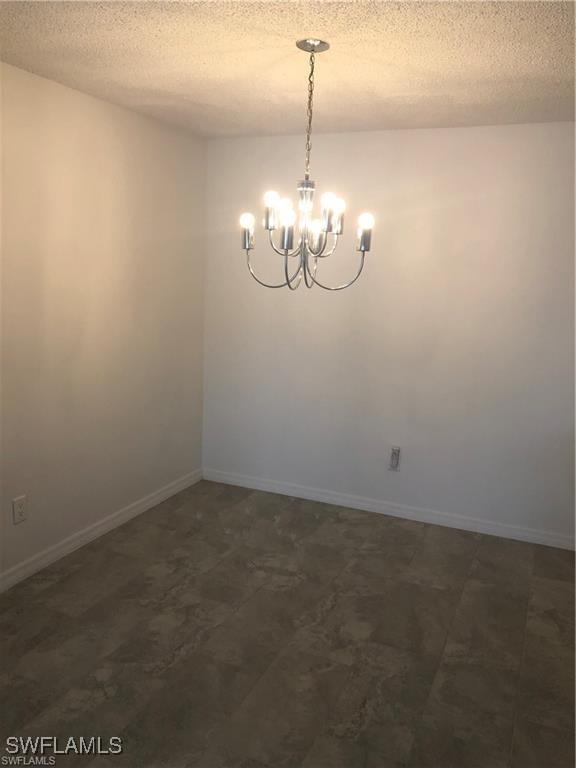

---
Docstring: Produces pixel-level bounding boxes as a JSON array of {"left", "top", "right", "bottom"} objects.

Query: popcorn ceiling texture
[{"left": 0, "top": 1, "right": 573, "bottom": 137}]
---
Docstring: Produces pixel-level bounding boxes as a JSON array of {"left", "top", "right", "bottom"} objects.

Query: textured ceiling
[{"left": 0, "top": 1, "right": 573, "bottom": 137}]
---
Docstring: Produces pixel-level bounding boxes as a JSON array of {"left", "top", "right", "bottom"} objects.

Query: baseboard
[
  {"left": 203, "top": 468, "right": 575, "bottom": 551},
  {"left": 3, "top": 465, "right": 571, "bottom": 594},
  {"left": 0, "top": 469, "right": 203, "bottom": 593}
]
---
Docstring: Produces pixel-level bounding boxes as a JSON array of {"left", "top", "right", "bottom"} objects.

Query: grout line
[
  {"left": 272, "top": 548, "right": 360, "bottom": 768},
  {"left": 507, "top": 553, "right": 534, "bottom": 766},
  {"left": 406, "top": 520, "right": 430, "bottom": 568},
  {"left": 404, "top": 534, "right": 483, "bottom": 765}
]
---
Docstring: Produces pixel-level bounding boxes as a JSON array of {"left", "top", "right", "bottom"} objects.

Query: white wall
[
  {"left": 203, "top": 123, "right": 574, "bottom": 548},
  {"left": 1, "top": 64, "right": 205, "bottom": 581}
]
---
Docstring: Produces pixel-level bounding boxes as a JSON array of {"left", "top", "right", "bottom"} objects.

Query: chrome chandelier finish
[{"left": 239, "top": 39, "right": 375, "bottom": 291}]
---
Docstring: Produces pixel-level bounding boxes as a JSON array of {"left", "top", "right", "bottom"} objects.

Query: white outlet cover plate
[{"left": 12, "top": 495, "right": 27, "bottom": 524}]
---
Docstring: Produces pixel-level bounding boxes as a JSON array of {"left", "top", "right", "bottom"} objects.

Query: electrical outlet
[
  {"left": 389, "top": 447, "right": 401, "bottom": 471},
  {"left": 12, "top": 495, "right": 27, "bottom": 525}
]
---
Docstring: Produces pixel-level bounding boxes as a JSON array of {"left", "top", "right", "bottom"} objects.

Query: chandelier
[{"left": 239, "top": 38, "right": 375, "bottom": 291}]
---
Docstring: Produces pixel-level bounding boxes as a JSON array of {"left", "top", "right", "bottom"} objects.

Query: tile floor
[{"left": 0, "top": 481, "right": 574, "bottom": 767}]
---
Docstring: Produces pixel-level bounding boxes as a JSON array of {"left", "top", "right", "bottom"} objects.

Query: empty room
[{"left": 0, "top": 1, "right": 574, "bottom": 766}]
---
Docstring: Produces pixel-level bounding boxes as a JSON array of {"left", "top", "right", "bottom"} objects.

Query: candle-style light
[
  {"left": 357, "top": 212, "right": 374, "bottom": 252},
  {"left": 263, "top": 190, "right": 279, "bottom": 230},
  {"left": 280, "top": 206, "right": 296, "bottom": 250},
  {"left": 332, "top": 198, "right": 345, "bottom": 235},
  {"left": 239, "top": 212, "right": 255, "bottom": 250},
  {"left": 320, "top": 192, "right": 337, "bottom": 232},
  {"left": 308, "top": 218, "right": 322, "bottom": 251}
]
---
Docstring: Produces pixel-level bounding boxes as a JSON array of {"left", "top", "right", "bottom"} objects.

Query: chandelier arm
[
  {"left": 306, "top": 231, "right": 326, "bottom": 258},
  {"left": 320, "top": 240, "right": 339, "bottom": 259},
  {"left": 309, "top": 251, "right": 366, "bottom": 291},
  {"left": 284, "top": 248, "right": 303, "bottom": 290},
  {"left": 303, "top": 249, "right": 314, "bottom": 288},
  {"left": 303, "top": 249, "right": 318, "bottom": 289},
  {"left": 268, "top": 230, "right": 301, "bottom": 258},
  {"left": 308, "top": 232, "right": 339, "bottom": 259},
  {"left": 246, "top": 251, "right": 299, "bottom": 289}
]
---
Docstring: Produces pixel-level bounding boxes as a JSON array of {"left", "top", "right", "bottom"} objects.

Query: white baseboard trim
[
  {"left": 203, "top": 468, "right": 575, "bottom": 551},
  {"left": 0, "top": 469, "right": 203, "bottom": 594}
]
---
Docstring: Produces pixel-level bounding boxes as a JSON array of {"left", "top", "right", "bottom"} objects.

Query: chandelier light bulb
[
  {"left": 358, "top": 212, "right": 375, "bottom": 230},
  {"left": 321, "top": 192, "right": 337, "bottom": 211},
  {"left": 239, "top": 212, "right": 255, "bottom": 230},
  {"left": 263, "top": 190, "right": 279, "bottom": 208},
  {"left": 310, "top": 218, "right": 322, "bottom": 235},
  {"left": 278, "top": 197, "right": 293, "bottom": 212},
  {"left": 239, "top": 39, "right": 374, "bottom": 290},
  {"left": 280, "top": 208, "right": 297, "bottom": 228}
]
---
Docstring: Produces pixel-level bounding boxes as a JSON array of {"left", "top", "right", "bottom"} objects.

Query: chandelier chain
[{"left": 305, "top": 51, "right": 315, "bottom": 179}]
